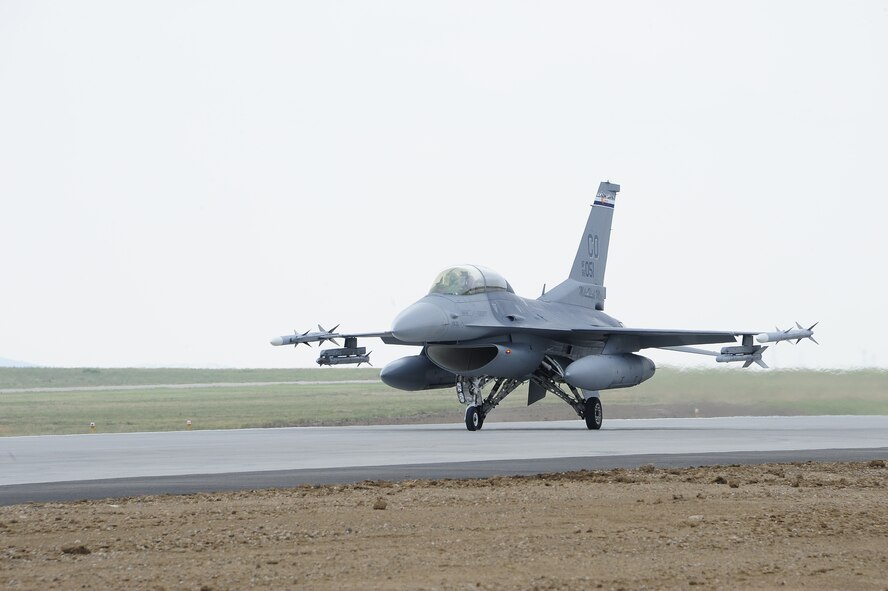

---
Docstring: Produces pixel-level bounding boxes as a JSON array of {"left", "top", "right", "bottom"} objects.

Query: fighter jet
[{"left": 271, "top": 181, "right": 816, "bottom": 431}]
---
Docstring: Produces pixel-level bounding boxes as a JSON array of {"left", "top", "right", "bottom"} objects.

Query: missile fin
[
  {"left": 292, "top": 329, "right": 312, "bottom": 347},
  {"left": 809, "top": 336, "right": 820, "bottom": 345},
  {"left": 328, "top": 323, "right": 341, "bottom": 346},
  {"left": 317, "top": 324, "right": 341, "bottom": 346}
]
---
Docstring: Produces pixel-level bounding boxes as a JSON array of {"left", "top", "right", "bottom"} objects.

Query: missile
[
  {"left": 716, "top": 344, "right": 768, "bottom": 368},
  {"left": 716, "top": 352, "right": 768, "bottom": 368},
  {"left": 756, "top": 322, "right": 819, "bottom": 345},
  {"left": 270, "top": 324, "right": 341, "bottom": 347}
]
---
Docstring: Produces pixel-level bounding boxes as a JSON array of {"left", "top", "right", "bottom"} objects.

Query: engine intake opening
[{"left": 426, "top": 345, "right": 498, "bottom": 373}]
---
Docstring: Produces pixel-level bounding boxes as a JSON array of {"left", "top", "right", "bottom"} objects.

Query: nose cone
[{"left": 391, "top": 302, "right": 449, "bottom": 343}]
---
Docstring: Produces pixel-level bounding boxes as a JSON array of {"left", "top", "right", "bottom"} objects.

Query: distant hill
[{"left": 0, "top": 357, "right": 36, "bottom": 367}]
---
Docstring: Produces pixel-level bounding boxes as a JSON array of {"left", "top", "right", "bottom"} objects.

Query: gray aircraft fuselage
[
  {"left": 377, "top": 259, "right": 660, "bottom": 396},
  {"left": 387, "top": 289, "right": 624, "bottom": 378}
]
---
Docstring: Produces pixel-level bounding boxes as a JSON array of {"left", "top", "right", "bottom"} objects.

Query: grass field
[
  {"left": 611, "top": 367, "right": 888, "bottom": 417},
  {"left": 0, "top": 367, "right": 380, "bottom": 389},
  {"left": 0, "top": 367, "right": 886, "bottom": 436}
]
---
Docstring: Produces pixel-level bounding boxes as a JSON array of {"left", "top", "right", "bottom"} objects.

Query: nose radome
[{"left": 391, "top": 302, "right": 449, "bottom": 343}]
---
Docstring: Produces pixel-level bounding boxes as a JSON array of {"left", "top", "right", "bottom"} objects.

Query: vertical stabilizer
[{"left": 540, "top": 181, "right": 620, "bottom": 310}]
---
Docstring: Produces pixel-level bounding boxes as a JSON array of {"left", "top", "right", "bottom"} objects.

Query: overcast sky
[{"left": 1, "top": 1, "right": 886, "bottom": 370}]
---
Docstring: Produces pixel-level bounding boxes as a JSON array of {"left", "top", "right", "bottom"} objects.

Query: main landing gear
[
  {"left": 465, "top": 405, "right": 483, "bottom": 431},
  {"left": 455, "top": 368, "right": 604, "bottom": 431},
  {"left": 584, "top": 396, "right": 603, "bottom": 430},
  {"left": 530, "top": 358, "right": 603, "bottom": 431}
]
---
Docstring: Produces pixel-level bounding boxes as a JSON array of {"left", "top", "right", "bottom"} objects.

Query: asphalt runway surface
[{"left": 2, "top": 415, "right": 887, "bottom": 505}]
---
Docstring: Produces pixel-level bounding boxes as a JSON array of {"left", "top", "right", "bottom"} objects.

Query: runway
[{"left": 2, "top": 415, "right": 888, "bottom": 505}]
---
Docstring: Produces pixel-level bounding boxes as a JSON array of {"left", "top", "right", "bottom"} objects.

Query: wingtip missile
[
  {"left": 755, "top": 322, "right": 818, "bottom": 345},
  {"left": 270, "top": 325, "right": 344, "bottom": 347}
]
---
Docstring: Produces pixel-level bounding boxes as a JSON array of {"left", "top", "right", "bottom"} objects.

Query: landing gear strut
[
  {"left": 456, "top": 376, "right": 523, "bottom": 431},
  {"left": 531, "top": 357, "right": 604, "bottom": 430},
  {"left": 455, "top": 363, "right": 604, "bottom": 431}
]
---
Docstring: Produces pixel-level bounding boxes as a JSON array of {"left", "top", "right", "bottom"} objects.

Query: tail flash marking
[{"left": 595, "top": 189, "right": 616, "bottom": 209}]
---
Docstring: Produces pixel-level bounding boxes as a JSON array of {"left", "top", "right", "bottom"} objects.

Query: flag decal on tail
[{"left": 595, "top": 191, "right": 615, "bottom": 208}]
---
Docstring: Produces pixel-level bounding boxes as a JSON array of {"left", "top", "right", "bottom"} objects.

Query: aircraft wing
[
  {"left": 464, "top": 322, "right": 750, "bottom": 353},
  {"left": 272, "top": 322, "right": 762, "bottom": 353},
  {"left": 461, "top": 322, "right": 775, "bottom": 367},
  {"left": 577, "top": 326, "right": 745, "bottom": 353}
]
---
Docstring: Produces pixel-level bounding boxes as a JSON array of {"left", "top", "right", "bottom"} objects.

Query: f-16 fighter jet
[{"left": 271, "top": 182, "right": 816, "bottom": 431}]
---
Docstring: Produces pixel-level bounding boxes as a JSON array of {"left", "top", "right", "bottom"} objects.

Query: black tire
[
  {"left": 584, "top": 397, "right": 603, "bottom": 430},
  {"left": 465, "top": 405, "right": 481, "bottom": 431}
]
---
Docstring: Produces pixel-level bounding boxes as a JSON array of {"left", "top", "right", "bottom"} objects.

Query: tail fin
[{"left": 540, "top": 181, "right": 620, "bottom": 310}]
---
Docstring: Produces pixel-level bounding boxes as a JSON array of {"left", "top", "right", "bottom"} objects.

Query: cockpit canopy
[{"left": 428, "top": 265, "right": 514, "bottom": 296}]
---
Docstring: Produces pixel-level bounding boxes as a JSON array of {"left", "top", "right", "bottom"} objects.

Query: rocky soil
[{"left": 2, "top": 460, "right": 887, "bottom": 590}]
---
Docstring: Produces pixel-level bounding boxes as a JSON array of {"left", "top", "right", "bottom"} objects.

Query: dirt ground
[{"left": 2, "top": 460, "right": 887, "bottom": 590}]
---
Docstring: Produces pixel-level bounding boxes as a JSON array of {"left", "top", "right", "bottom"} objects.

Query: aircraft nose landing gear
[
  {"left": 457, "top": 376, "right": 523, "bottom": 431},
  {"left": 460, "top": 377, "right": 486, "bottom": 431}
]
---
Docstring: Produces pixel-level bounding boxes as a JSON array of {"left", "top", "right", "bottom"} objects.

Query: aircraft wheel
[
  {"left": 465, "top": 405, "right": 482, "bottom": 431},
  {"left": 584, "top": 397, "right": 603, "bottom": 430}
]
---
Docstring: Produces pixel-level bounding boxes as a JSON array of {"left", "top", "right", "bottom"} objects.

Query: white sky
[{"left": 1, "top": 1, "right": 886, "bottom": 369}]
